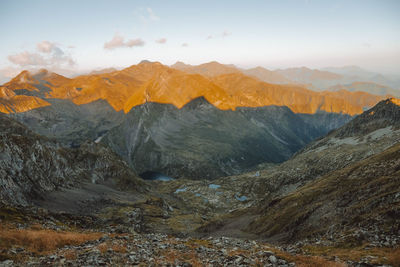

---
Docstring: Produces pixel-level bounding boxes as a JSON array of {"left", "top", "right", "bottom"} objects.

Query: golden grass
[
  {"left": 0, "top": 225, "right": 102, "bottom": 254},
  {"left": 111, "top": 244, "right": 127, "bottom": 253},
  {"left": 387, "top": 248, "right": 400, "bottom": 267},
  {"left": 295, "top": 255, "right": 346, "bottom": 267},
  {"left": 257, "top": 245, "right": 346, "bottom": 267},
  {"left": 97, "top": 242, "right": 108, "bottom": 254},
  {"left": 302, "top": 245, "right": 400, "bottom": 266},
  {"left": 161, "top": 248, "right": 202, "bottom": 267},
  {"left": 63, "top": 250, "right": 77, "bottom": 260}
]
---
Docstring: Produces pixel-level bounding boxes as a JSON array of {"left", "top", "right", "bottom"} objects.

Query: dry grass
[
  {"left": 97, "top": 241, "right": 127, "bottom": 254},
  {"left": 258, "top": 245, "right": 346, "bottom": 267},
  {"left": 97, "top": 242, "right": 108, "bottom": 254},
  {"left": 0, "top": 225, "right": 102, "bottom": 254},
  {"left": 295, "top": 255, "right": 346, "bottom": 267},
  {"left": 387, "top": 248, "right": 400, "bottom": 267},
  {"left": 63, "top": 250, "right": 77, "bottom": 261},
  {"left": 111, "top": 244, "right": 127, "bottom": 253},
  {"left": 302, "top": 245, "right": 400, "bottom": 266},
  {"left": 161, "top": 248, "right": 202, "bottom": 267}
]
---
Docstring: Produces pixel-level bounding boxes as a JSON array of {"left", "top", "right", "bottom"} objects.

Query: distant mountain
[
  {"left": 210, "top": 72, "right": 385, "bottom": 115},
  {"left": 171, "top": 61, "right": 240, "bottom": 77},
  {"left": 322, "top": 65, "right": 400, "bottom": 89},
  {"left": 329, "top": 81, "right": 400, "bottom": 97},
  {"left": 102, "top": 96, "right": 349, "bottom": 179},
  {"left": 275, "top": 67, "right": 345, "bottom": 89},
  {"left": 322, "top": 65, "right": 378, "bottom": 79},
  {"left": 0, "top": 61, "right": 388, "bottom": 116},
  {"left": 0, "top": 61, "right": 393, "bottom": 179},
  {"left": 89, "top": 67, "right": 118, "bottom": 75},
  {"left": 242, "top": 66, "right": 293, "bottom": 84}
]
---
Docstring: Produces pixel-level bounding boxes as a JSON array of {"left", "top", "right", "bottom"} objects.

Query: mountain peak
[
  {"left": 181, "top": 96, "right": 215, "bottom": 110},
  {"left": 389, "top": 98, "right": 400, "bottom": 106},
  {"left": 139, "top": 60, "right": 162, "bottom": 65},
  {"left": 334, "top": 98, "right": 400, "bottom": 138}
]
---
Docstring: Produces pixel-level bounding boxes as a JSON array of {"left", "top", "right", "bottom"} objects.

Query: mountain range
[
  {"left": 1, "top": 60, "right": 400, "bottom": 265},
  {"left": 1, "top": 61, "right": 394, "bottom": 178}
]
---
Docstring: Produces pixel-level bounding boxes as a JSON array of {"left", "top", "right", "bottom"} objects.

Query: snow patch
[
  {"left": 235, "top": 195, "right": 248, "bottom": 202},
  {"left": 174, "top": 187, "right": 187, "bottom": 193},
  {"left": 208, "top": 184, "right": 221, "bottom": 189}
]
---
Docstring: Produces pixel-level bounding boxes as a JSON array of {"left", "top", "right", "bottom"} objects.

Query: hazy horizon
[{"left": 1, "top": 0, "right": 399, "bottom": 83}]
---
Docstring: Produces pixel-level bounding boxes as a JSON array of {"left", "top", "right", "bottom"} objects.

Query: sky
[{"left": 0, "top": 0, "right": 399, "bottom": 82}]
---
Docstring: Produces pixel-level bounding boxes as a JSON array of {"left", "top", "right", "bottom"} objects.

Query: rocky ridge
[
  {"left": 0, "top": 114, "right": 145, "bottom": 206},
  {"left": 0, "top": 61, "right": 389, "bottom": 115}
]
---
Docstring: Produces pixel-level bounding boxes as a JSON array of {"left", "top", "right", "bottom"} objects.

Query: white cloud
[
  {"left": 37, "top": 41, "right": 55, "bottom": 53},
  {"left": 126, "top": 38, "right": 145, "bottom": 47},
  {"left": 104, "top": 34, "right": 125, "bottom": 49},
  {"left": 135, "top": 7, "right": 160, "bottom": 23},
  {"left": 0, "top": 66, "right": 21, "bottom": 84},
  {"left": 146, "top": 8, "right": 159, "bottom": 21},
  {"left": 104, "top": 33, "right": 145, "bottom": 50},
  {"left": 182, "top": 43, "right": 189, "bottom": 47},
  {"left": 8, "top": 51, "right": 47, "bottom": 66},
  {"left": 155, "top": 38, "right": 167, "bottom": 44},
  {"left": 7, "top": 40, "right": 75, "bottom": 68},
  {"left": 222, "top": 30, "right": 231, "bottom": 37}
]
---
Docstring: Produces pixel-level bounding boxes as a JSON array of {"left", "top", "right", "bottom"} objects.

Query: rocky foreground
[
  {"left": 2, "top": 228, "right": 399, "bottom": 267},
  {"left": 0, "top": 205, "right": 399, "bottom": 267}
]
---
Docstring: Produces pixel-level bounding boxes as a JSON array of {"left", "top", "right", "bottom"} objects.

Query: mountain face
[
  {"left": 196, "top": 98, "right": 400, "bottom": 243},
  {"left": 102, "top": 97, "right": 348, "bottom": 179},
  {"left": 242, "top": 66, "right": 294, "bottom": 84},
  {"left": 246, "top": 142, "right": 400, "bottom": 243},
  {"left": 0, "top": 114, "right": 145, "bottom": 206},
  {"left": 9, "top": 99, "right": 124, "bottom": 147},
  {"left": 275, "top": 67, "right": 344, "bottom": 88},
  {"left": 170, "top": 61, "right": 240, "bottom": 77},
  {"left": 329, "top": 81, "right": 400, "bottom": 97},
  {"left": 0, "top": 61, "right": 389, "bottom": 116},
  {"left": 323, "top": 66, "right": 400, "bottom": 89},
  {"left": 0, "top": 61, "right": 392, "bottom": 180}
]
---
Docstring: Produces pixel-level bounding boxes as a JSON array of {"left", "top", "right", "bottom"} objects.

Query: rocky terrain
[
  {"left": 0, "top": 114, "right": 145, "bottom": 206},
  {"left": 102, "top": 97, "right": 349, "bottom": 179},
  {"left": 193, "top": 99, "right": 400, "bottom": 246},
  {"left": 0, "top": 63, "right": 399, "bottom": 266}
]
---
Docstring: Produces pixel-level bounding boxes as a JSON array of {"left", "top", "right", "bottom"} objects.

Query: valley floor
[{"left": 1, "top": 205, "right": 399, "bottom": 267}]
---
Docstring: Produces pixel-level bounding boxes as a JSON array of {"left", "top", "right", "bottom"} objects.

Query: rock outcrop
[{"left": 0, "top": 114, "right": 145, "bottom": 206}]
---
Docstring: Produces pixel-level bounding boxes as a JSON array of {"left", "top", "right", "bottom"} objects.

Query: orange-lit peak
[{"left": 389, "top": 98, "right": 400, "bottom": 106}]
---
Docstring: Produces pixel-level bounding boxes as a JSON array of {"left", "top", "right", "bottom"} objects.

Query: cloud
[
  {"left": 37, "top": 41, "right": 55, "bottom": 53},
  {"left": 222, "top": 30, "right": 231, "bottom": 37},
  {"left": 104, "top": 33, "right": 145, "bottom": 50},
  {"left": 126, "top": 38, "right": 145, "bottom": 47},
  {"left": 146, "top": 8, "right": 159, "bottom": 21},
  {"left": 182, "top": 43, "right": 189, "bottom": 47},
  {"left": 206, "top": 30, "right": 232, "bottom": 40},
  {"left": 7, "top": 40, "right": 75, "bottom": 68},
  {"left": 8, "top": 51, "right": 47, "bottom": 66},
  {"left": 135, "top": 7, "right": 160, "bottom": 23},
  {"left": 155, "top": 38, "right": 167, "bottom": 44},
  {"left": 0, "top": 66, "right": 22, "bottom": 83},
  {"left": 104, "top": 34, "right": 124, "bottom": 49}
]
